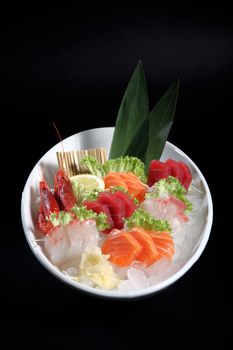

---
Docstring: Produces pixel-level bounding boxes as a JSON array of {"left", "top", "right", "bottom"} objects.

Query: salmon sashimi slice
[
  {"left": 118, "top": 172, "right": 148, "bottom": 203},
  {"left": 103, "top": 173, "right": 128, "bottom": 190},
  {"left": 104, "top": 172, "right": 147, "bottom": 203},
  {"left": 122, "top": 178, "right": 147, "bottom": 203},
  {"left": 118, "top": 172, "right": 140, "bottom": 181},
  {"left": 130, "top": 227, "right": 160, "bottom": 267},
  {"left": 148, "top": 231, "right": 175, "bottom": 259},
  {"left": 101, "top": 229, "right": 143, "bottom": 267}
]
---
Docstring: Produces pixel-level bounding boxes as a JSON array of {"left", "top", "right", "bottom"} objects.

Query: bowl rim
[{"left": 21, "top": 127, "right": 213, "bottom": 299}]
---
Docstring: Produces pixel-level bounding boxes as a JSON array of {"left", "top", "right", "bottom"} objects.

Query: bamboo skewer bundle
[{"left": 56, "top": 148, "right": 107, "bottom": 177}]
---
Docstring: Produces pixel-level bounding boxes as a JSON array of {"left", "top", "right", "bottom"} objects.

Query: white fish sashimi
[
  {"left": 140, "top": 197, "right": 188, "bottom": 233},
  {"left": 44, "top": 219, "right": 99, "bottom": 267}
]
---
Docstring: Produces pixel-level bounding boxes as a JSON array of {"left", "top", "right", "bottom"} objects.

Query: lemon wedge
[{"left": 70, "top": 174, "right": 105, "bottom": 192}]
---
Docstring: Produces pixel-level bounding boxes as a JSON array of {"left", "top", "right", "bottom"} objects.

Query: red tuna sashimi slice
[
  {"left": 165, "top": 159, "right": 184, "bottom": 184},
  {"left": 147, "top": 160, "right": 171, "bottom": 187},
  {"left": 82, "top": 200, "right": 114, "bottom": 228},
  {"left": 112, "top": 190, "right": 137, "bottom": 217},
  {"left": 98, "top": 192, "right": 126, "bottom": 229},
  {"left": 178, "top": 161, "right": 192, "bottom": 190}
]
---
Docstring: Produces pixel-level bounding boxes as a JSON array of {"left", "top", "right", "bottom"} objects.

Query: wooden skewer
[{"left": 56, "top": 148, "right": 107, "bottom": 177}]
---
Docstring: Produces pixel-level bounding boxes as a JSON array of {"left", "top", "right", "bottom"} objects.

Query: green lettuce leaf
[
  {"left": 95, "top": 212, "right": 111, "bottom": 231},
  {"left": 80, "top": 156, "right": 105, "bottom": 178},
  {"left": 109, "top": 186, "right": 128, "bottom": 193},
  {"left": 72, "top": 180, "right": 102, "bottom": 204},
  {"left": 143, "top": 80, "right": 179, "bottom": 171},
  {"left": 50, "top": 212, "right": 73, "bottom": 227},
  {"left": 81, "top": 155, "right": 146, "bottom": 182},
  {"left": 50, "top": 205, "right": 110, "bottom": 231},
  {"left": 125, "top": 208, "right": 171, "bottom": 232},
  {"left": 103, "top": 156, "right": 146, "bottom": 182},
  {"left": 71, "top": 205, "right": 110, "bottom": 231},
  {"left": 146, "top": 176, "right": 193, "bottom": 212}
]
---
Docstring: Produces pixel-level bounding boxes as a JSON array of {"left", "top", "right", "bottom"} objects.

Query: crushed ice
[
  {"left": 117, "top": 177, "right": 207, "bottom": 291},
  {"left": 42, "top": 175, "right": 207, "bottom": 292}
]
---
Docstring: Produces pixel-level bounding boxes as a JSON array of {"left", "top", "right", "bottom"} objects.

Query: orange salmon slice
[
  {"left": 104, "top": 172, "right": 147, "bottom": 203},
  {"left": 101, "top": 229, "right": 142, "bottom": 267},
  {"left": 104, "top": 173, "right": 128, "bottom": 190},
  {"left": 149, "top": 231, "right": 175, "bottom": 259},
  {"left": 130, "top": 227, "right": 160, "bottom": 267}
]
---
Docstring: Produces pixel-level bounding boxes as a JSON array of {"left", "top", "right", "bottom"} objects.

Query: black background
[{"left": 1, "top": 2, "right": 232, "bottom": 348}]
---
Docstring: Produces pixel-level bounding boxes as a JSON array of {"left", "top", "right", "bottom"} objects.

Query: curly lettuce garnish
[
  {"left": 72, "top": 180, "right": 102, "bottom": 204},
  {"left": 81, "top": 155, "right": 146, "bottom": 182},
  {"left": 50, "top": 211, "right": 73, "bottom": 227},
  {"left": 146, "top": 176, "right": 193, "bottom": 212},
  {"left": 80, "top": 156, "right": 106, "bottom": 178},
  {"left": 125, "top": 208, "right": 171, "bottom": 232},
  {"left": 103, "top": 156, "right": 146, "bottom": 182},
  {"left": 50, "top": 205, "right": 110, "bottom": 231},
  {"left": 71, "top": 205, "right": 110, "bottom": 231}
]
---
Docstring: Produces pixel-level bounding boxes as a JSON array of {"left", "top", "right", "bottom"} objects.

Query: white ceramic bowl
[{"left": 21, "top": 127, "right": 213, "bottom": 299}]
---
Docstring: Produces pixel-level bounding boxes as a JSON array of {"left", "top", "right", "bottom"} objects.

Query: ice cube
[
  {"left": 113, "top": 266, "right": 129, "bottom": 279},
  {"left": 118, "top": 280, "right": 135, "bottom": 292},
  {"left": 127, "top": 267, "right": 150, "bottom": 289},
  {"left": 44, "top": 219, "right": 99, "bottom": 266},
  {"left": 145, "top": 258, "right": 170, "bottom": 278},
  {"left": 64, "top": 266, "right": 79, "bottom": 276},
  {"left": 174, "top": 228, "right": 186, "bottom": 245},
  {"left": 172, "top": 244, "right": 182, "bottom": 262}
]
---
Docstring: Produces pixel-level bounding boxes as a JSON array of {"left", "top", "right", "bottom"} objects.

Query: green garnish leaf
[
  {"left": 81, "top": 155, "right": 146, "bottom": 182},
  {"left": 123, "top": 119, "right": 149, "bottom": 161},
  {"left": 83, "top": 189, "right": 102, "bottom": 202},
  {"left": 146, "top": 176, "right": 193, "bottom": 212},
  {"left": 71, "top": 205, "right": 110, "bottom": 231},
  {"left": 125, "top": 208, "right": 171, "bottom": 232},
  {"left": 103, "top": 156, "right": 146, "bottom": 182},
  {"left": 80, "top": 156, "right": 105, "bottom": 178},
  {"left": 143, "top": 80, "right": 179, "bottom": 170},
  {"left": 72, "top": 180, "right": 102, "bottom": 204},
  {"left": 95, "top": 212, "right": 111, "bottom": 231},
  {"left": 109, "top": 186, "right": 128, "bottom": 193},
  {"left": 109, "top": 61, "right": 179, "bottom": 170},
  {"left": 50, "top": 212, "right": 73, "bottom": 227},
  {"left": 109, "top": 61, "right": 149, "bottom": 159}
]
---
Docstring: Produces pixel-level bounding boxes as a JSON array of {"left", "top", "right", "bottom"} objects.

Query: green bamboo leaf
[
  {"left": 143, "top": 79, "right": 179, "bottom": 171},
  {"left": 123, "top": 117, "right": 149, "bottom": 160},
  {"left": 109, "top": 61, "right": 149, "bottom": 159}
]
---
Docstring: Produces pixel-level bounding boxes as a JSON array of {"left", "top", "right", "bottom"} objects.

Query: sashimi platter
[{"left": 21, "top": 63, "right": 213, "bottom": 298}]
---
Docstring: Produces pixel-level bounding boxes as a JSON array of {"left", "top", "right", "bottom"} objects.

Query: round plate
[{"left": 21, "top": 127, "right": 213, "bottom": 299}]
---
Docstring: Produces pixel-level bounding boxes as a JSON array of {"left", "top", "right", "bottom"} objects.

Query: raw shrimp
[
  {"left": 37, "top": 180, "right": 60, "bottom": 234},
  {"left": 54, "top": 168, "right": 76, "bottom": 210}
]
